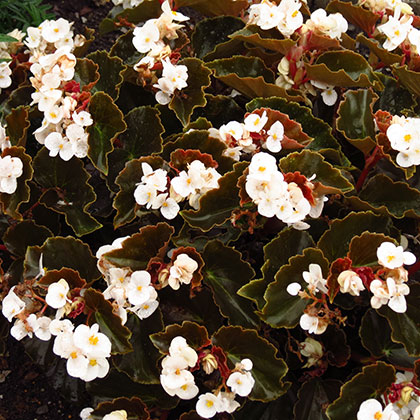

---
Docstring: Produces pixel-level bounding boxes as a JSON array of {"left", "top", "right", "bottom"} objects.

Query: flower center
[
  {"left": 387, "top": 255, "right": 395, "bottom": 263},
  {"left": 374, "top": 412, "right": 383, "bottom": 420},
  {"left": 89, "top": 335, "right": 99, "bottom": 345},
  {"left": 89, "top": 359, "right": 97, "bottom": 366},
  {"left": 206, "top": 400, "right": 214, "bottom": 408},
  {"left": 137, "top": 285, "right": 143, "bottom": 291},
  {"left": 258, "top": 166, "right": 266, "bottom": 172},
  {"left": 404, "top": 134, "right": 411, "bottom": 142},
  {"left": 70, "top": 351, "right": 78, "bottom": 359},
  {"left": 292, "top": 10, "right": 299, "bottom": 17}
]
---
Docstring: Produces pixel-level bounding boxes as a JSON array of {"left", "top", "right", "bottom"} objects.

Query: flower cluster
[
  {"left": 196, "top": 359, "right": 255, "bottom": 418},
  {"left": 359, "top": 0, "right": 412, "bottom": 14},
  {"left": 160, "top": 336, "right": 199, "bottom": 399},
  {"left": 299, "top": 337, "right": 324, "bottom": 368},
  {"left": 153, "top": 57, "right": 188, "bottom": 105},
  {"left": 0, "top": 154, "right": 23, "bottom": 194},
  {"left": 52, "top": 321, "right": 112, "bottom": 382},
  {"left": 133, "top": 0, "right": 189, "bottom": 81},
  {"left": 357, "top": 399, "right": 400, "bottom": 420},
  {"left": 24, "top": 19, "right": 92, "bottom": 161},
  {"left": 369, "top": 241, "right": 415, "bottom": 313},
  {"left": 248, "top": 0, "right": 303, "bottom": 38},
  {"left": 96, "top": 239, "right": 159, "bottom": 323},
  {"left": 304, "top": 9, "right": 348, "bottom": 40},
  {"left": 386, "top": 115, "right": 420, "bottom": 167},
  {"left": 245, "top": 152, "right": 326, "bottom": 228},
  {"left": 134, "top": 160, "right": 221, "bottom": 218},
  {"left": 212, "top": 110, "right": 285, "bottom": 158}
]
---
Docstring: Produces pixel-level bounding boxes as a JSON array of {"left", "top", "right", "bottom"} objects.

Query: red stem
[{"left": 356, "top": 146, "right": 383, "bottom": 192}]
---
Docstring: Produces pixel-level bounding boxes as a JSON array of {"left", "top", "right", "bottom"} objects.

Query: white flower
[
  {"left": 41, "top": 18, "right": 71, "bottom": 43},
  {"left": 196, "top": 393, "right": 221, "bottom": 418},
  {"left": 80, "top": 356, "right": 110, "bottom": 382},
  {"left": 266, "top": 121, "right": 284, "bottom": 153},
  {"left": 240, "top": 358, "right": 253, "bottom": 371},
  {"left": 2, "top": 287, "right": 25, "bottom": 322},
  {"left": 134, "top": 184, "right": 158, "bottom": 209},
  {"left": 370, "top": 279, "right": 390, "bottom": 309},
  {"left": 302, "top": 263, "right": 328, "bottom": 294},
  {"left": 218, "top": 392, "right": 240, "bottom": 414},
  {"left": 46, "top": 279, "right": 70, "bottom": 309},
  {"left": 377, "top": 241, "right": 416, "bottom": 269},
  {"left": 287, "top": 282, "right": 302, "bottom": 296},
  {"left": 161, "top": 0, "right": 189, "bottom": 22},
  {"left": 169, "top": 336, "right": 198, "bottom": 367},
  {"left": 79, "top": 407, "right": 94, "bottom": 420},
  {"left": 10, "top": 319, "right": 29, "bottom": 341},
  {"left": 72, "top": 323, "right": 112, "bottom": 358},
  {"left": 34, "top": 316, "right": 52, "bottom": 341},
  {"left": 377, "top": 8, "right": 413, "bottom": 51},
  {"left": 387, "top": 277, "right": 410, "bottom": 313},
  {"left": 227, "top": 371, "right": 255, "bottom": 397},
  {"left": 72, "top": 111, "right": 93, "bottom": 127},
  {"left": 127, "top": 270, "right": 154, "bottom": 306},
  {"left": 160, "top": 354, "right": 194, "bottom": 389},
  {"left": 133, "top": 20, "right": 160, "bottom": 53},
  {"left": 49, "top": 319, "right": 74, "bottom": 336},
  {"left": 219, "top": 121, "right": 244, "bottom": 142},
  {"left": 103, "top": 410, "right": 128, "bottom": 420},
  {"left": 299, "top": 313, "right": 328, "bottom": 334},
  {"left": 244, "top": 111, "right": 268, "bottom": 133},
  {"left": 248, "top": 152, "right": 278, "bottom": 181},
  {"left": 0, "top": 155, "right": 23, "bottom": 194},
  {"left": 44, "top": 132, "right": 74, "bottom": 161},
  {"left": 357, "top": 399, "right": 399, "bottom": 420},
  {"left": 300, "top": 337, "right": 323, "bottom": 367},
  {"left": 131, "top": 298, "right": 159, "bottom": 320},
  {"left": 337, "top": 270, "right": 365, "bottom": 296}
]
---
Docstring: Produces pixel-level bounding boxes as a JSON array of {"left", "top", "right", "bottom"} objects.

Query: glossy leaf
[
  {"left": 174, "top": 0, "right": 248, "bottom": 16},
  {"left": 279, "top": 150, "right": 353, "bottom": 194},
  {"left": 373, "top": 73, "right": 416, "bottom": 115},
  {"left": 191, "top": 16, "right": 245, "bottom": 59},
  {"left": 238, "top": 228, "right": 314, "bottom": 310},
  {"left": 336, "top": 89, "right": 377, "bottom": 155},
  {"left": 317, "top": 211, "right": 393, "bottom": 262},
  {"left": 357, "top": 34, "right": 401, "bottom": 66},
  {"left": 74, "top": 58, "right": 100, "bottom": 91},
  {"left": 87, "top": 91, "right": 127, "bottom": 174},
  {"left": 305, "top": 51, "right": 383, "bottom": 90},
  {"left": 392, "top": 65, "right": 420, "bottom": 97},
  {"left": 92, "top": 397, "right": 149, "bottom": 420},
  {"left": 99, "top": 0, "right": 161, "bottom": 34},
  {"left": 0, "top": 146, "right": 33, "bottom": 219},
  {"left": 207, "top": 56, "right": 305, "bottom": 101},
  {"left": 38, "top": 268, "right": 86, "bottom": 288},
  {"left": 24, "top": 236, "right": 101, "bottom": 281},
  {"left": 378, "top": 284, "right": 420, "bottom": 356},
  {"left": 326, "top": 362, "right": 395, "bottom": 420},
  {"left": 3, "top": 220, "right": 52, "bottom": 257},
  {"left": 181, "top": 161, "right": 248, "bottom": 232},
  {"left": 326, "top": 0, "right": 379, "bottom": 34},
  {"left": 321, "top": 327, "right": 351, "bottom": 368},
  {"left": 115, "top": 312, "right": 163, "bottom": 384},
  {"left": 359, "top": 309, "right": 416, "bottom": 368},
  {"left": 246, "top": 97, "right": 343, "bottom": 154},
  {"left": 229, "top": 25, "right": 296, "bottom": 55},
  {"left": 202, "top": 240, "right": 259, "bottom": 328},
  {"left": 33, "top": 148, "right": 102, "bottom": 236},
  {"left": 87, "top": 50, "right": 126, "bottom": 99},
  {"left": 348, "top": 174, "right": 420, "bottom": 219},
  {"left": 84, "top": 288, "right": 133, "bottom": 354},
  {"left": 163, "top": 130, "right": 235, "bottom": 174},
  {"left": 169, "top": 58, "right": 212, "bottom": 126},
  {"left": 326, "top": 257, "right": 352, "bottom": 304},
  {"left": 212, "top": 326, "right": 289, "bottom": 401},
  {"left": 109, "top": 30, "right": 141, "bottom": 66},
  {"left": 112, "top": 156, "right": 165, "bottom": 228},
  {"left": 294, "top": 379, "right": 341, "bottom": 420},
  {"left": 348, "top": 232, "right": 396, "bottom": 267},
  {"left": 5, "top": 106, "right": 30, "bottom": 147},
  {"left": 261, "top": 248, "right": 329, "bottom": 328},
  {"left": 150, "top": 321, "right": 211, "bottom": 353},
  {"left": 104, "top": 222, "right": 174, "bottom": 271}
]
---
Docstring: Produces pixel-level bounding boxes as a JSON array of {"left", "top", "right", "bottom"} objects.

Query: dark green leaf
[
  {"left": 74, "top": 58, "right": 100, "bottom": 91},
  {"left": 238, "top": 228, "right": 314, "bottom": 310},
  {"left": 84, "top": 288, "right": 133, "bottom": 355},
  {"left": 33, "top": 148, "right": 102, "bottom": 236},
  {"left": 213, "top": 326, "right": 289, "bottom": 401},
  {"left": 150, "top": 321, "right": 210, "bottom": 353},
  {"left": 104, "top": 222, "right": 174, "bottom": 271},
  {"left": 181, "top": 161, "right": 247, "bottom": 232},
  {"left": 192, "top": 16, "right": 245, "bottom": 59},
  {"left": 326, "top": 362, "right": 395, "bottom": 420},
  {"left": 202, "top": 240, "right": 259, "bottom": 328},
  {"left": 114, "top": 311, "right": 163, "bottom": 384},
  {"left": 24, "top": 236, "right": 101, "bottom": 281},
  {"left": 3, "top": 220, "right": 52, "bottom": 257},
  {"left": 392, "top": 65, "right": 420, "bottom": 97},
  {"left": 87, "top": 50, "right": 127, "bottom": 100},
  {"left": 5, "top": 106, "right": 30, "bottom": 147},
  {"left": 87, "top": 91, "right": 127, "bottom": 174},
  {"left": 336, "top": 89, "right": 377, "bottom": 155},
  {"left": 260, "top": 248, "right": 329, "bottom": 328},
  {"left": 317, "top": 211, "right": 393, "bottom": 262},
  {"left": 174, "top": 0, "right": 248, "bottom": 16},
  {"left": 169, "top": 58, "right": 212, "bottom": 126}
]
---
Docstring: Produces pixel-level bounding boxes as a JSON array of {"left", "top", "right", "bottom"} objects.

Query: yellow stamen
[
  {"left": 374, "top": 412, "right": 383, "bottom": 420},
  {"left": 89, "top": 335, "right": 99, "bottom": 345},
  {"left": 206, "top": 400, "right": 214, "bottom": 408},
  {"left": 89, "top": 359, "right": 97, "bottom": 366}
]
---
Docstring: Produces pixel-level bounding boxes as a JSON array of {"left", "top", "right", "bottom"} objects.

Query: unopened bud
[
  {"left": 158, "top": 268, "right": 170, "bottom": 288},
  {"left": 202, "top": 353, "right": 218, "bottom": 375},
  {"left": 402, "top": 386, "right": 414, "bottom": 405}
]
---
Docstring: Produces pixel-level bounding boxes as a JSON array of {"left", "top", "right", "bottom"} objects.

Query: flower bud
[{"left": 202, "top": 353, "right": 218, "bottom": 375}]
